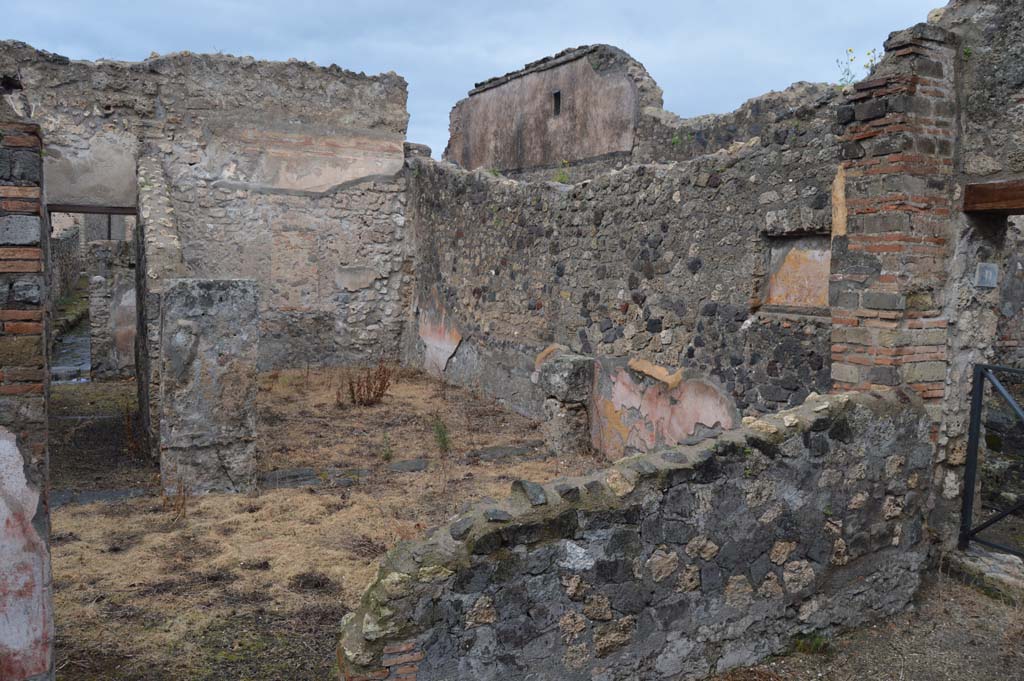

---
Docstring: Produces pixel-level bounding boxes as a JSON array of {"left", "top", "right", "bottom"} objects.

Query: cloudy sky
[{"left": 5, "top": 0, "right": 940, "bottom": 156}]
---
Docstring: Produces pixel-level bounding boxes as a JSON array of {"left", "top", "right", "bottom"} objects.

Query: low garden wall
[{"left": 339, "top": 389, "right": 933, "bottom": 680}]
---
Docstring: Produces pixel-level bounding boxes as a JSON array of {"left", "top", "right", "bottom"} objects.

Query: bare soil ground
[
  {"left": 49, "top": 379, "right": 156, "bottom": 492},
  {"left": 713, "top": 572, "right": 1024, "bottom": 681},
  {"left": 51, "top": 369, "right": 598, "bottom": 680},
  {"left": 978, "top": 512, "right": 1024, "bottom": 554}
]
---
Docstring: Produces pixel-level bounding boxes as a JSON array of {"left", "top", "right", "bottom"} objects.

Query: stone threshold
[{"left": 947, "top": 545, "right": 1024, "bottom": 604}]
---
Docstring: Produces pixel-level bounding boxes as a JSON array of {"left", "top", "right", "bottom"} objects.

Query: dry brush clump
[
  {"left": 161, "top": 477, "right": 191, "bottom": 523},
  {"left": 341, "top": 360, "right": 395, "bottom": 406}
]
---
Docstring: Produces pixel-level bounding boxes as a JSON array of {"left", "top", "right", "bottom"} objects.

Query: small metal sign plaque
[{"left": 975, "top": 262, "right": 999, "bottom": 289}]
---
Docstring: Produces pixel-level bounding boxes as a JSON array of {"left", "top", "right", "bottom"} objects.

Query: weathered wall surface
[
  {"left": 935, "top": 0, "right": 1024, "bottom": 521},
  {"left": 0, "top": 120, "right": 52, "bottom": 681},
  {"left": 47, "top": 223, "right": 78, "bottom": 304},
  {"left": 936, "top": 1, "right": 1024, "bottom": 373},
  {"left": 634, "top": 83, "right": 839, "bottom": 169},
  {"left": 443, "top": 45, "right": 841, "bottom": 189},
  {"left": 134, "top": 155, "right": 187, "bottom": 457},
  {"left": 829, "top": 25, "right": 958, "bottom": 403},
  {"left": 590, "top": 358, "right": 739, "bottom": 460},
  {"left": 994, "top": 223, "right": 1023, "bottom": 368},
  {"left": 0, "top": 43, "right": 408, "bottom": 196},
  {"left": 407, "top": 90, "right": 839, "bottom": 451},
  {"left": 158, "top": 279, "right": 259, "bottom": 494},
  {"left": 339, "top": 391, "right": 933, "bottom": 681},
  {"left": 81, "top": 213, "right": 133, "bottom": 243},
  {"left": 444, "top": 46, "right": 658, "bottom": 175},
  {"left": 88, "top": 239, "right": 135, "bottom": 379},
  {"left": 825, "top": 23, "right": 963, "bottom": 545},
  {"left": 175, "top": 175, "right": 411, "bottom": 369},
  {"left": 42, "top": 130, "right": 138, "bottom": 210},
  {"left": 0, "top": 42, "right": 411, "bottom": 369}
]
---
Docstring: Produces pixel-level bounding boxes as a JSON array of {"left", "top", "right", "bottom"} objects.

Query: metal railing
[{"left": 958, "top": 363, "right": 1024, "bottom": 558}]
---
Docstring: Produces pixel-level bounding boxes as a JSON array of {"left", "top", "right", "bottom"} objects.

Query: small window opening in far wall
[{"left": 553, "top": 90, "right": 561, "bottom": 116}]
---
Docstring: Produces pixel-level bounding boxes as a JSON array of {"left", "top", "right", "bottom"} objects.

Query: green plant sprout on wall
[{"left": 552, "top": 159, "right": 571, "bottom": 184}]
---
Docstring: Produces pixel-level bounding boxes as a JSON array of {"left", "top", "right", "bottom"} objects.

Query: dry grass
[
  {"left": 257, "top": 367, "right": 552, "bottom": 472},
  {"left": 1005, "top": 602, "right": 1024, "bottom": 660},
  {"left": 716, "top": 671, "right": 784, "bottom": 681},
  {"left": 52, "top": 368, "right": 597, "bottom": 680},
  {"left": 53, "top": 455, "right": 591, "bottom": 679}
]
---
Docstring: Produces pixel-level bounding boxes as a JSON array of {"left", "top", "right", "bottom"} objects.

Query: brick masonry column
[
  {"left": 830, "top": 24, "right": 957, "bottom": 408},
  {"left": 829, "top": 23, "right": 995, "bottom": 545},
  {"left": 0, "top": 120, "right": 54, "bottom": 680}
]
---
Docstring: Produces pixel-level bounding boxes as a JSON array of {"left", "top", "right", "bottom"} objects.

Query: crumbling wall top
[
  {"left": 468, "top": 44, "right": 661, "bottom": 106},
  {"left": 0, "top": 40, "right": 410, "bottom": 139}
]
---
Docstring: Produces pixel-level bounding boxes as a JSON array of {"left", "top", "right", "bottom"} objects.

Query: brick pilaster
[
  {"left": 0, "top": 120, "right": 49, "bottom": 455},
  {"left": 830, "top": 23, "right": 958, "bottom": 414},
  {"left": 0, "top": 118, "right": 54, "bottom": 680}
]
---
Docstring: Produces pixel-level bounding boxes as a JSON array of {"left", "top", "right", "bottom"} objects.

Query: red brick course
[{"left": 340, "top": 642, "right": 425, "bottom": 681}]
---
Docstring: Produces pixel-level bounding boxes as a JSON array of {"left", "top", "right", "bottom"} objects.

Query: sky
[{"left": 4, "top": 0, "right": 942, "bottom": 157}]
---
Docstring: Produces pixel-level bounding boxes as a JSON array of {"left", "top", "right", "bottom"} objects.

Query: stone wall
[
  {"left": 174, "top": 174, "right": 411, "bottom": 370},
  {"left": 338, "top": 390, "right": 933, "bottom": 680},
  {"left": 938, "top": 0, "right": 1024, "bottom": 372},
  {"left": 88, "top": 239, "right": 135, "bottom": 379},
  {"left": 0, "top": 119, "right": 52, "bottom": 681},
  {"left": 824, "top": 21, "right": 966, "bottom": 544},
  {"left": 406, "top": 90, "right": 839, "bottom": 454},
  {"left": 633, "top": 83, "right": 839, "bottom": 169},
  {"left": 48, "top": 223, "right": 78, "bottom": 304},
  {"left": 158, "top": 279, "right": 259, "bottom": 494},
  {"left": 134, "top": 159, "right": 263, "bottom": 493},
  {"left": 829, "top": 24, "right": 957, "bottom": 405},
  {"left": 0, "top": 42, "right": 411, "bottom": 370},
  {"left": 81, "top": 213, "right": 132, "bottom": 243},
  {"left": 134, "top": 155, "right": 187, "bottom": 458},
  {"left": 444, "top": 45, "right": 660, "bottom": 176},
  {"left": 994, "top": 225, "right": 1023, "bottom": 368},
  {"left": 935, "top": 0, "right": 1024, "bottom": 521},
  {"left": 444, "top": 45, "right": 842, "bottom": 189}
]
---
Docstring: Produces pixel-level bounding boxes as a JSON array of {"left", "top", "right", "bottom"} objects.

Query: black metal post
[{"left": 958, "top": 364, "right": 986, "bottom": 550}]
